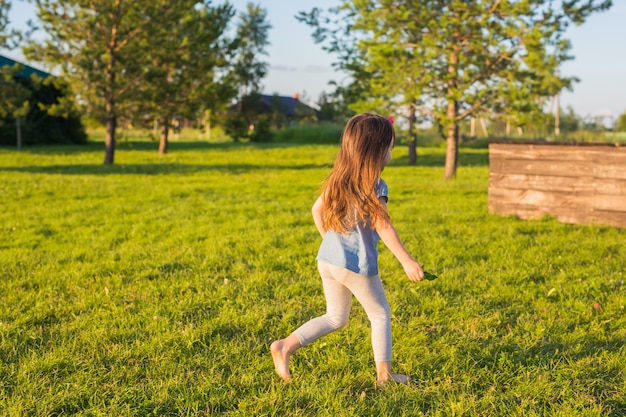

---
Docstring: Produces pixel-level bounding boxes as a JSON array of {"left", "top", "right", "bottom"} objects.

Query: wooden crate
[{"left": 488, "top": 142, "right": 626, "bottom": 228}]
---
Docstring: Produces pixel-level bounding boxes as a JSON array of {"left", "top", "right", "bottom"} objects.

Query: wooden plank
[
  {"left": 490, "top": 158, "right": 595, "bottom": 177},
  {"left": 488, "top": 188, "right": 593, "bottom": 210},
  {"left": 488, "top": 202, "right": 594, "bottom": 225},
  {"left": 488, "top": 202, "right": 626, "bottom": 228},
  {"left": 594, "top": 178, "right": 626, "bottom": 195},
  {"left": 489, "top": 173, "right": 596, "bottom": 194},
  {"left": 489, "top": 192, "right": 626, "bottom": 223},
  {"left": 590, "top": 210, "right": 626, "bottom": 228},
  {"left": 489, "top": 188, "right": 626, "bottom": 212},
  {"left": 594, "top": 164, "right": 626, "bottom": 180},
  {"left": 489, "top": 143, "right": 626, "bottom": 165},
  {"left": 489, "top": 174, "right": 626, "bottom": 195},
  {"left": 592, "top": 194, "right": 626, "bottom": 212},
  {"left": 489, "top": 158, "right": 626, "bottom": 180}
]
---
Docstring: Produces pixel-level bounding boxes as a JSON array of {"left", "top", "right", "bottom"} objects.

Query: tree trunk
[
  {"left": 103, "top": 89, "right": 116, "bottom": 164},
  {"left": 104, "top": 115, "right": 116, "bottom": 164},
  {"left": 104, "top": 41, "right": 116, "bottom": 165},
  {"left": 159, "top": 118, "right": 169, "bottom": 154},
  {"left": 407, "top": 104, "right": 417, "bottom": 165},
  {"left": 16, "top": 117, "right": 22, "bottom": 150},
  {"left": 204, "top": 109, "right": 211, "bottom": 140},
  {"left": 444, "top": 99, "right": 459, "bottom": 180},
  {"left": 480, "top": 118, "right": 489, "bottom": 137},
  {"left": 444, "top": 47, "right": 459, "bottom": 180},
  {"left": 555, "top": 92, "right": 560, "bottom": 136}
]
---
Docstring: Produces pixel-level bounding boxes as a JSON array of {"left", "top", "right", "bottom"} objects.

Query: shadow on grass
[
  {"left": 1, "top": 140, "right": 340, "bottom": 155},
  {"left": 0, "top": 162, "right": 329, "bottom": 175},
  {"left": 2, "top": 142, "right": 489, "bottom": 174},
  {"left": 1, "top": 140, "right": 262, "bottom": 155}
]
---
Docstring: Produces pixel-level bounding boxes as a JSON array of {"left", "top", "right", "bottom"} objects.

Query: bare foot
[
  {"left": 270, "top": 340, "right": 291, "bottom": 381},
  {"left": 377, "top": 373, "right": 410, "bottom": 386}
]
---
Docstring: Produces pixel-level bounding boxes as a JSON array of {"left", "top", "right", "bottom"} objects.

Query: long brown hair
[{"left": 321, "top": 113, "right": 395, "bottom": 233}]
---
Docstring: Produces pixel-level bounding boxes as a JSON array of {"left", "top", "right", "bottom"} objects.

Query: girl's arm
[
  {"left": 312, "top": 195, "right": 326, "bottom": 238},
  {"left": 375, "top": 199, "right": 424, "bottom": 282}
]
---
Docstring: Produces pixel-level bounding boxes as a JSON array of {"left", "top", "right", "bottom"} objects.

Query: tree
[
  {"left": 231, "top": 3, "right": 271, "bottom": 98},
  {"left": 551, "top": 106, "right": 580, "bottom": 135},
  {"left": 136, "top": 1, "right": 236, "bottom": 154},
  {"left": 0, "top": 0, "right": 20, "bottom": 49},
  {"left": 316, "top": 93, "right": 335, "bottom": 122},
  {"left": 0, "top": 71, "right": 87, "bottom": 147},
  {"left": 0, "top": 0, "right": 10, "bottom": 46},
  {"left": 27, "top": 0, "right": 153, "bottom": 164},
  {"left": 225, "top": 3, "right": 271, "bottom": 142},
  {"left": 617, "top": 110, "right": 626, "bottom": 132},
  {"left": 300, "top": 0, "right": 612, "bottom": 179},
  {"left": 224, "top": 92, "right": 261, "bottom": 141},
  {"left": 0, "top": 0, "right": 29, "bottom": 149},
  {"left": 0, "top": 65, "right": 31, "bottom": 148}
]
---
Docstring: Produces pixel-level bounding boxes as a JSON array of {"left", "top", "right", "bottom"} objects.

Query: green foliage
[
  {"left": 0, "top": 64, "right": 30, "bottom": 119},
  {"left": 0, "top": 73, "right": 86, "bottom": 146},
  {"left": 136, "top": 1, "right": 237, "bottom": 154},
  {"left": 224, "top": 93, "right": 261, "bottom": 141},
  {"left": 0, "top": 0, "right": 18, "bottom": 49},
  {"left": 224, "top": 112, "right": 250, "bottom": 141},
  {"left": 231, "top": 3, "right": 272, "bottom": 97},
  {"left": 273, "top": 123, "right": 343, "bottom": 144},
  {"left": 1, "top": 142, "right": 625, "bottom": 415},
  {"left": 26, "top": 0, "right": 157, "bottom": 162},
  {"left": 226, "top": 4, "right": 273, "bottom": 140},
  {"left": 617, "top": 110, "right": 626, "bottom": 132},
  {"left": 267, "top": 94, "right": 288, "bottom": 128},
  {"left": 316, "top": 90, "right": 355, "bottom": 123},
  {"left": 558, "top": 106, "right": 582, "bottom": 134},
  {"left": 299, "top": 0, "right": 613, "bottom": 178},
  {"left": 25, "top": 0, "right": 243, "bottom": 162},
  {"left": 0, "top": 0, "right": 7, "bottom": 39},
  {"left": 249, "top": 116, "right": 273, "bottom": 142},
  {"left": 604, "top": 132, "right": 626, "bottom": 143}
]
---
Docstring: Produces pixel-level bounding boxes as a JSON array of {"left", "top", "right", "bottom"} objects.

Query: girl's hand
[
  {"left": 374, "top": 200, "right": 424, "bottom": 282},
  {"left": 403, "top": 260, "right": 424, "bottom": 282}
]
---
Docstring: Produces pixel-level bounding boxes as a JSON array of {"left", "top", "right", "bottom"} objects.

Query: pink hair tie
[{"left": 387, "top": 115, "right": 394, "bottom": 124}]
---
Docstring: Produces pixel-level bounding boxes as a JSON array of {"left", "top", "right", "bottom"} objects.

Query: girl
[{"left": 271, "top": 113, "right": 424, "bottom": 385}]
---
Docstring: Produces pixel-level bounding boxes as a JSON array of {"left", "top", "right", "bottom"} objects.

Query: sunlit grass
[{"left": 0, "top": 139, "right": 624, "bottom": 416}]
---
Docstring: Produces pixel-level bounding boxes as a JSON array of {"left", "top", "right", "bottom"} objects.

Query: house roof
[
  {"left": 0, "top": 54, "right": 52, "bottom": 78},
  {"left": 260, "top": 94, "right": 316, "bottom": 117}
]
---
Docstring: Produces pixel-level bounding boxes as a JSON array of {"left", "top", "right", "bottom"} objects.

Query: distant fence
[{"left": 488, "top": 142, "right": 626, "bottom": 228}]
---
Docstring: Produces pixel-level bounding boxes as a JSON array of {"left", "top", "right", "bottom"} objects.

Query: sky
[{"left": 4, "top": 0, "right": 625, "bottom": 122}]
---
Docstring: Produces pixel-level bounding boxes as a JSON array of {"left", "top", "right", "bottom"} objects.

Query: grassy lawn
[{"left": 1, "top": 138, "right": 624, "bottom": 416}]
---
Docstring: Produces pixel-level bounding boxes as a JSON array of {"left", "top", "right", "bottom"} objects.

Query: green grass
[{"left": 1, "top": 138, "right": 625, "bottom": 416}]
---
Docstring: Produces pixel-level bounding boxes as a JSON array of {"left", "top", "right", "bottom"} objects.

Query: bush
[
  {"left": 249, "top": 117, "right": 273, "bottom": 143},
  {"left": 273, "top": 123, "right": 343, "bottom": 144},
  {"left": 0, "top": 77, "right": 87, "bottom": 146},
  {"left": 604, "top": 132, "right": 626, "bottom": 143},
  {"left": 617, "top": 110, "right": 626, "bottom": 132}
]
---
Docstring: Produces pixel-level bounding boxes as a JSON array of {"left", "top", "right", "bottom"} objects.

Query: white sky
[{"left": 4, "top": 0, "right": 625, "bottom": 120}]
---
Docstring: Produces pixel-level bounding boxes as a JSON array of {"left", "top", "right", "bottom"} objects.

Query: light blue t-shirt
[{"left": 316, "top": 179, "right": 388, "bottom": 276}]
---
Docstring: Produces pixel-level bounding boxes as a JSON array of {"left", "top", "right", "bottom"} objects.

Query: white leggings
[{"left": 292, "top": 261, "right": 392, "bottom": 362}]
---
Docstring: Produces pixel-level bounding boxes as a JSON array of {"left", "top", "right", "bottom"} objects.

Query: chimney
[{"left": 293, "top": 93, "right": 299, "bottom": 100}]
